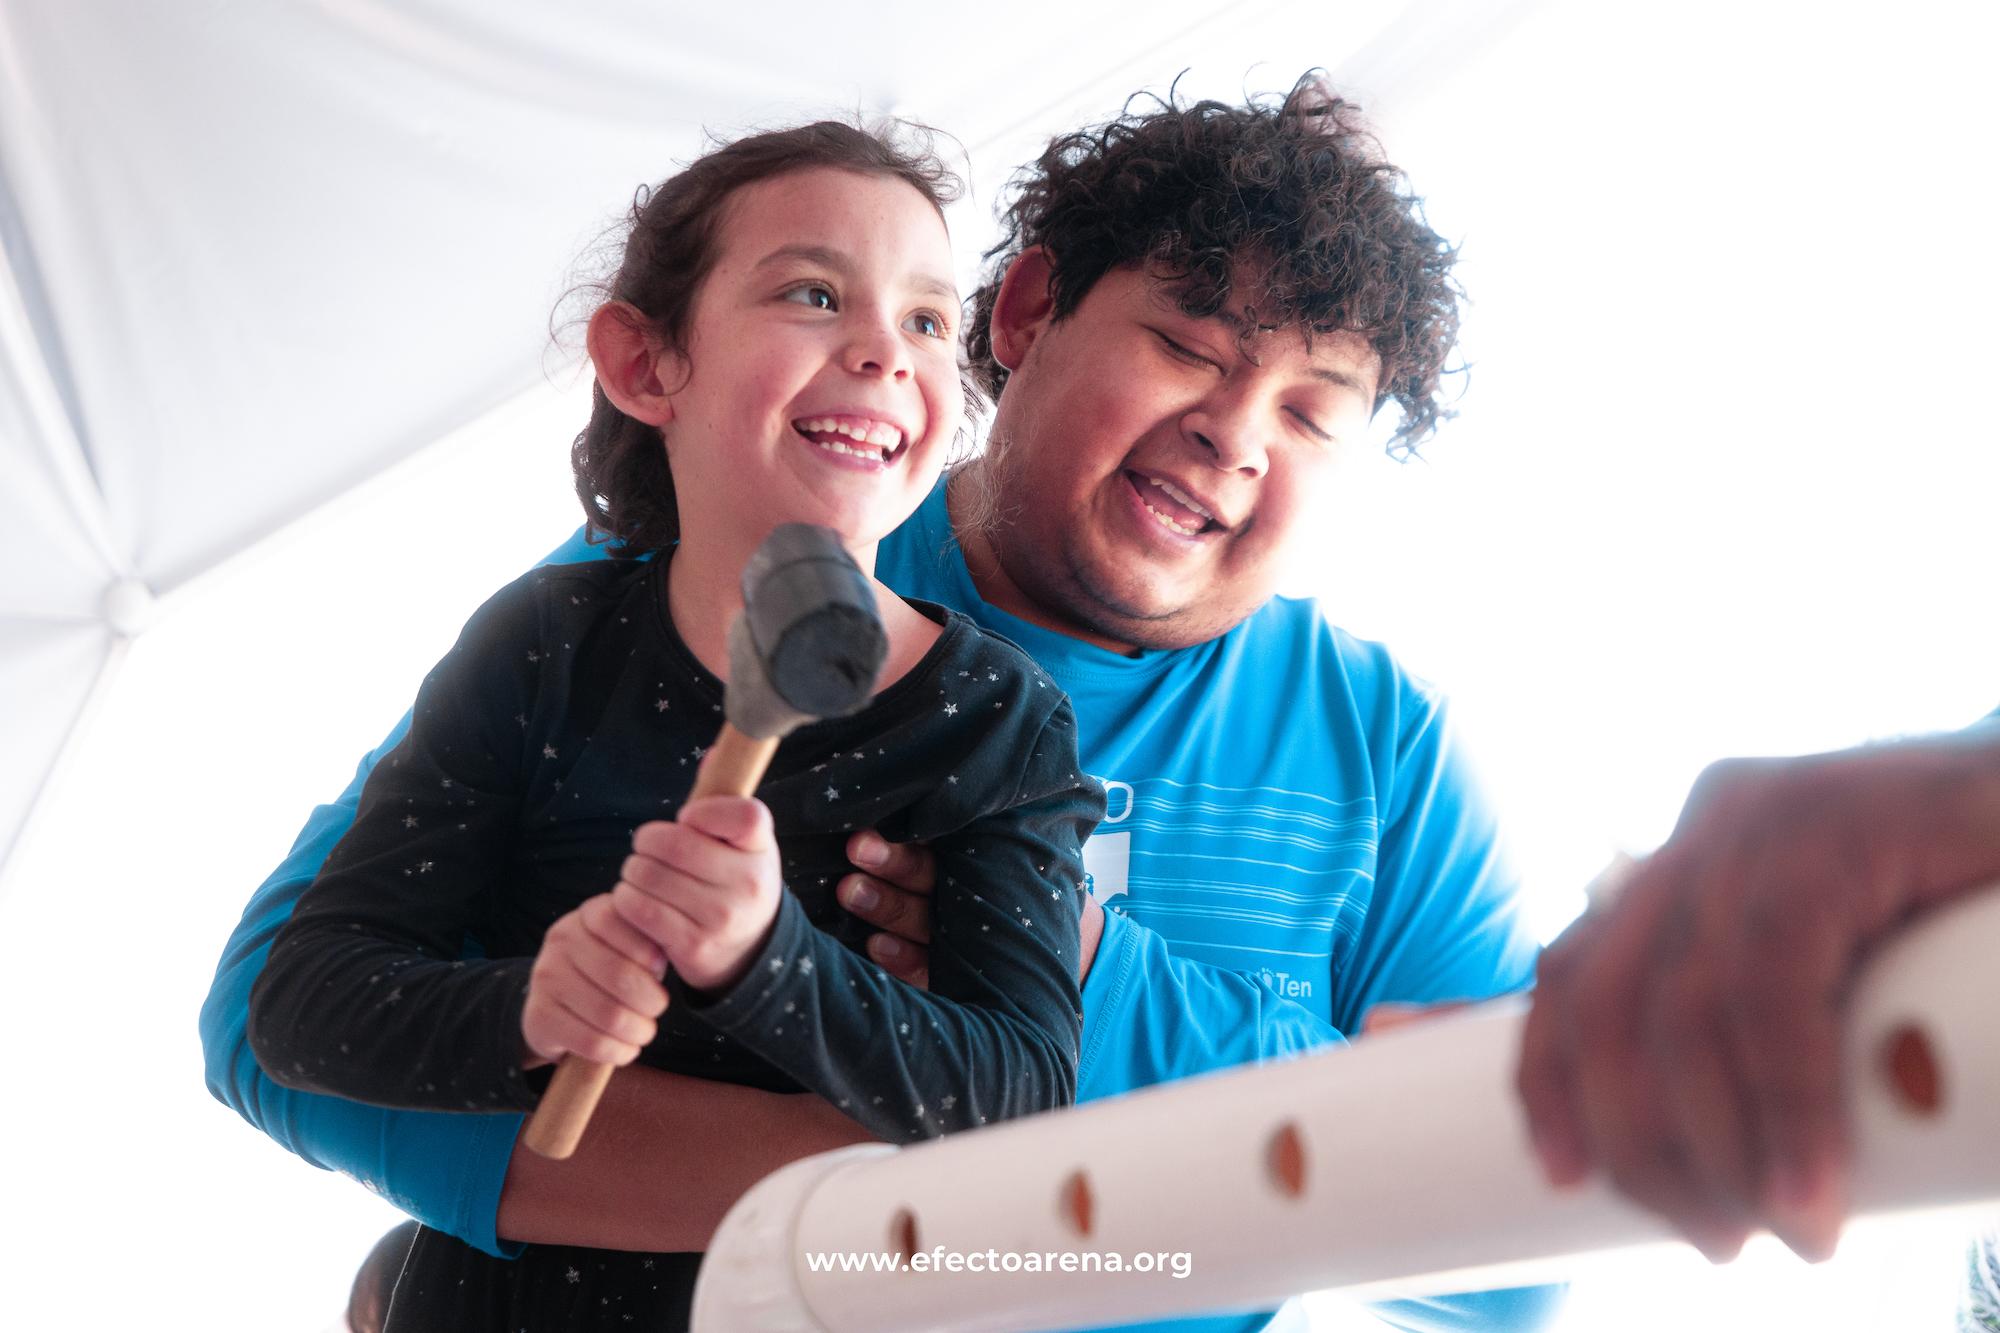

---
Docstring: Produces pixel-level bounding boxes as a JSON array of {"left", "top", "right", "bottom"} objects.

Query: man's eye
[
  {"left": 903, "top": 310, "right": 948, "bottom": 339},
  {"left": 1289, "top": 408, "right": 1333, "bottom": 443},
  {"left": 1156, "top": 332, "right": 1215, "bottom": 369},
  {"left": 784, "top": 284, "right": 837, "bottom": 311}
]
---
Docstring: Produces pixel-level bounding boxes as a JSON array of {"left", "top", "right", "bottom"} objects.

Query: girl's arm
[
  {"left": 678, "top": 704, "right": 1097, "bottom": 1142},
  {"left": 207, "top": 793, "right": 878, "bottom": 1255},
  {"left": 201, "top": 726, "right": 534, "bottom": 1255},
  {"left": 247, "top": 572, "right": 545, "bottom": 1112},
  {"left": 202, "top": 530, "right": 896, "bottom": 1257}
]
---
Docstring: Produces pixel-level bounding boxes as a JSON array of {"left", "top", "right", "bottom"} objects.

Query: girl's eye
[
  {"left": 903, "top": 310, "right": 948, "bottom": 339},
  {"left": 784, "top": 283, "right": 837, "bottom": 311}
]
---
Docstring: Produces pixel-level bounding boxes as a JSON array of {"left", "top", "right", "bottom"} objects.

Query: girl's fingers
[
  {"left": 624, "top": 837, "right": 735, "bottom": 899},
  {"left": 611, "top": 877, "right": 703, "bottom": 954},
  {"left": 545, "top": 951, "right": 659, "bottom": 1051},
  {"left": 531, "top": 1000, "right": 645, "bottom": 1068},
  {"left": 677, "top": 795, "right": 776, "bottom": 851},
  {"left": 579, "top": 894, "right": 669, "bottom": 982},
  {"left": 565, "top": 912, "right": 670, "bottom": 1016},
  {"left": 523, "top": 955, "right": 655, "bottom": 1067},
  {"left": 622, "top": 814, "right": 780, "bottom": 946}
]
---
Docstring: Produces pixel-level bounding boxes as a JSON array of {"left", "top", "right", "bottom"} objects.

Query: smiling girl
[{"left": 247, "top": 121, "right": 1098, "bottom": 1332}]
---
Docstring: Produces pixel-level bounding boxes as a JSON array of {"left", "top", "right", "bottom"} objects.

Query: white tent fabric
[{"left": 0, "top": 0, "right": 1452, "bottom": 876}]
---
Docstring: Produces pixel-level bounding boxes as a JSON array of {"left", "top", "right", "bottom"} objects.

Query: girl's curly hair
[{"left": 966, "top": 73, "right": 1463, "bottom": 457}]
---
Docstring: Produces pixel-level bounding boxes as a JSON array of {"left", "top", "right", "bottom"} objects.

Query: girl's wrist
[{"left": 692, "top": 906, "right": 784, "bottom": 997}]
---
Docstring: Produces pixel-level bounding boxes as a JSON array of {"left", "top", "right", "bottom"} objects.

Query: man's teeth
[
  {"left": 1140, "top": 476, "right": 1213, "bottom": 535},
  {"left": 1141, "top": 500, "right": 1204, "bottom": 536},
  {"left": 1148, "top": 477, "right": 1213, "bottom": 520}
]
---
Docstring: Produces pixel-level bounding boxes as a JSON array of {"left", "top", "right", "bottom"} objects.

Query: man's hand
[
  {"left": 1516, "top": 722, "right": 2000, "bottom": 1266},
  {"left": 839, "top": 830, "right": 1105, "bottom": 988},
  {"left": 614, "top": 796, "right": 783, "bottom": 993}
]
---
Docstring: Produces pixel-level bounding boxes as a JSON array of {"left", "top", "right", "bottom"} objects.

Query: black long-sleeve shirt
[{"left": 250, "top": 556, "right": 1098, "bottom": 1144}]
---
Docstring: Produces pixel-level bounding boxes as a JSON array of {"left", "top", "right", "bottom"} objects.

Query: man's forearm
[{"left": 497, "top": 1064, "right": 877, "bottom": 1252}]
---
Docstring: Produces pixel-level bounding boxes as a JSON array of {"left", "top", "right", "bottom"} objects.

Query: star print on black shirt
[{"left": 251, "top": 556, "right": 1101, "bottom": 1145}]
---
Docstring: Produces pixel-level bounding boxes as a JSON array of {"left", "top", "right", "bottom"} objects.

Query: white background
[{"left": 3, "top": 1, "right": 1998, "bottom": 1329}]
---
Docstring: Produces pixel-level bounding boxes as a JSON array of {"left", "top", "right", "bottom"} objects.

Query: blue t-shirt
[{"left": 200, "top": 477, "right": 1553, "bottom": 1332}]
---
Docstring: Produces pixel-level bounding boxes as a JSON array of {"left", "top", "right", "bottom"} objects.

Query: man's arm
[
  {"left": 496, "top": 1064, "right": 871, "bottom": 1251},
  {"left": 1328, "top": 688, "right": 1541, "bottom": 1034},
  {"left": 201, "top": 722, "right": 525, "bottom": 1252}
]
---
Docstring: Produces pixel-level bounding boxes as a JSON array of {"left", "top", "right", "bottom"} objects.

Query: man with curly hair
[{"left": 202, "top": 76, "right": 1558, "bottom": 1332}]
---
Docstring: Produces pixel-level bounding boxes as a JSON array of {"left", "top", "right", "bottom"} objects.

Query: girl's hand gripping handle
[{"left": 521, "top": 726, "right": 780, "bottom": 1159}]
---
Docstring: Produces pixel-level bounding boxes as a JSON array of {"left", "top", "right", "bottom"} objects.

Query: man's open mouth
[{"left": 1127, "top": 470, "right": 1220, "bottom": 537}]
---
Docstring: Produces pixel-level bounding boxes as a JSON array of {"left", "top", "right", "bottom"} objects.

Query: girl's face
[{"left": 660, "top": 167, "right": 962, "bottom": 556}]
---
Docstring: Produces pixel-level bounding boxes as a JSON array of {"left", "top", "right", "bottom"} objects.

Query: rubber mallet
[{"left": 522, "top": 522, "right": 888, "bottom": 1159}]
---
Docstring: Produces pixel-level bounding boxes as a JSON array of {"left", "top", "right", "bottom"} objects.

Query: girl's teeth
[
  {"left": 815, "top": 438, "right": 888, "bottom": 461},
  {"left": 798, "top": 417, "right": 902, "bottom": 448}
]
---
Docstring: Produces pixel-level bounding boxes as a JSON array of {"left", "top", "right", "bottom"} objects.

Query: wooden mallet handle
[
  {"left": 521, "top": 724, "right": 781, "bottom": 1160},
  {"left": 524, "top": 523, "right": 884, "bottom": 1160}
]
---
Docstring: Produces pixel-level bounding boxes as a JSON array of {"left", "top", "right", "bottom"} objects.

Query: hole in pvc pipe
[
  {"left": 890, "top": 1208, "right": 919, "bottom": 1263},
  {"left": 1059, "top": 1170, "right": 1095, "bottom": 1237},
  {"left": 1268, "top": 1122, "right": 1308, "bottom": 1198},
  {"left": 1882, "top": 1023, "right": 1943, "bottom": 1116}
]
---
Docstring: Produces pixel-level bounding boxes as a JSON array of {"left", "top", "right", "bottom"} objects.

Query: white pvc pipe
[{"left": 693, "top": 883, "right": 2000, "bottom": 1332}]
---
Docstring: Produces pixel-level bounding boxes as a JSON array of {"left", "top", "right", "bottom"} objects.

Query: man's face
[{"left": 971, "top": 259, "right": 1380, "bottom": 652}]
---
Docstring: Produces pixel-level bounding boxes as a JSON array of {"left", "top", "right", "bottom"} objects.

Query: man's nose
[{"left": 1182, "top": 393, "right": 1270, "bottom": 475}]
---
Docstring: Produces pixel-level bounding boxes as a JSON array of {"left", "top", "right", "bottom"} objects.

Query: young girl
[{"left": 248, "top": 121, "right": 1099, "bottom": 1331}]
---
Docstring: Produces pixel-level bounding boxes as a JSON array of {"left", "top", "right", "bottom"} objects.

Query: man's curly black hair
[{"left": 966, "top": 72, "right": 1462, "bottom": 457}]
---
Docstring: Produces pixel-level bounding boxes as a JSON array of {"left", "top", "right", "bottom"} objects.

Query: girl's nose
[{"left": 848, "top": 318, "right": 913, "bottom": 382}]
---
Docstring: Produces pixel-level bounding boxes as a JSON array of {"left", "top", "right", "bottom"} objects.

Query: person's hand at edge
[{"left": 1516, "top": 721, "right": 2000, "bottom": 1266}]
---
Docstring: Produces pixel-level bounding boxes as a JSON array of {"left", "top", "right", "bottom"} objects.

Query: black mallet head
[{"left": 725, "top": 523, "right": 887, "bottom": 737}]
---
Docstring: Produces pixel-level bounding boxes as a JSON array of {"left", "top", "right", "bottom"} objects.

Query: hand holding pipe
[
  {"left": 692, "top": 881, "right": 2000, "bottom": 1331},
  {"left": 522, "top": 524, "right": 887, "bottom": 1160}
]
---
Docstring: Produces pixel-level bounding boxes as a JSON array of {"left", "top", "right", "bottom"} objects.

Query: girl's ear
[
  {"left": 587, "top": 302, "right": 680, "bottom": 427},
  {"left": 988, "top": 247, "right": 1058, "bottom": 373}
]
